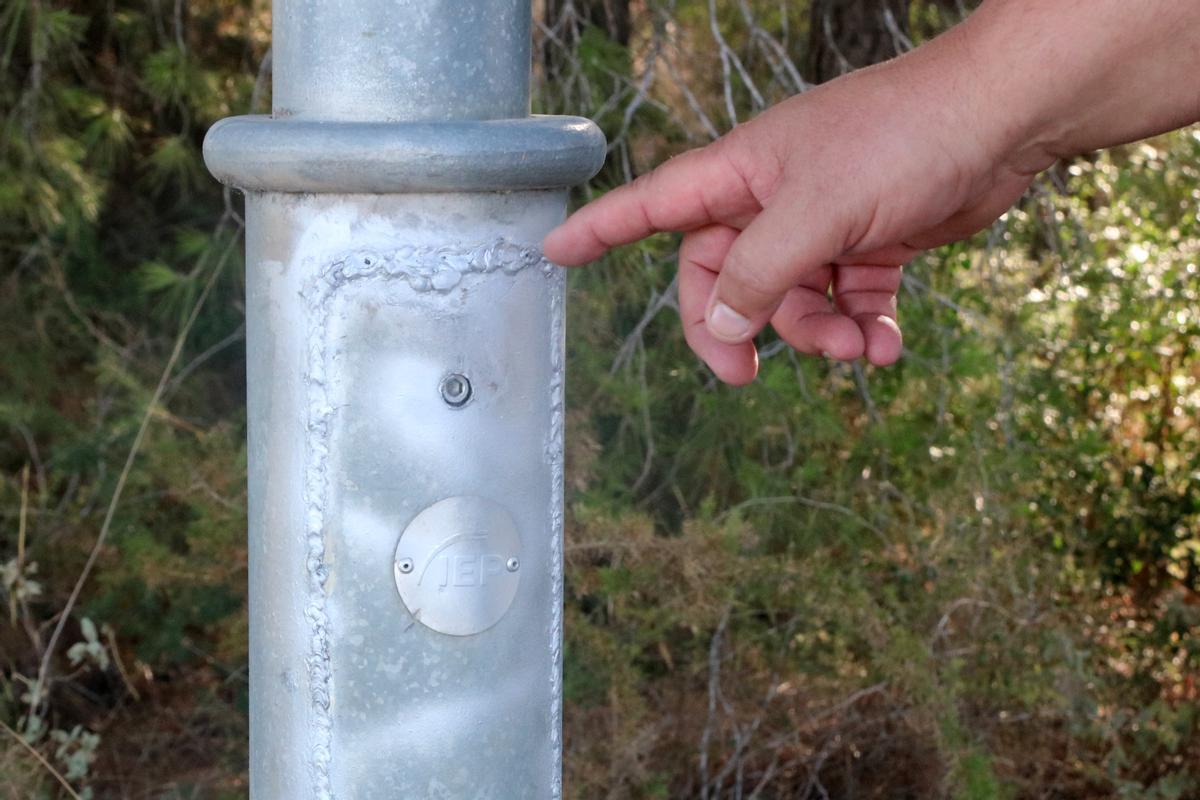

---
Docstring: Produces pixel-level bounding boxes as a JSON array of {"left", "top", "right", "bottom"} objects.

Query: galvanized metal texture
[
  {"left": 242, "top": 194, "right": 571, "bottom": 799},
  {"left": 273, "top": 0, "right": 531, "bottom": 122},
  {"left": 204, "top": 116, "right": 605, "bottom": 194},
  {"left": 204, "top": 0, "right": 604, "bottom": 797}
]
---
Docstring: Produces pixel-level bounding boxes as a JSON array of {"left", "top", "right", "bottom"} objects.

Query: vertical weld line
[
  {"left": 303, "top": 261, "right": 339, "bottom": 800},
  {"left": 546, "top": 262, "right": 567, "bottom": 799}
]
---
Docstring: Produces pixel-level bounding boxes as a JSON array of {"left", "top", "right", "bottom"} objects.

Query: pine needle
[{"left": 26, "top": 219, "right": 238, "bottom": 720}]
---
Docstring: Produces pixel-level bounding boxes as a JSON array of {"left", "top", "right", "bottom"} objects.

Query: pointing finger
[{"left": 543, "top": 140, "right": 762, "bottom": 266}]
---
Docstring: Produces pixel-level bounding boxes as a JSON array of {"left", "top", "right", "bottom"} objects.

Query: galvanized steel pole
[{"left": 203, "top": 2, "right": 604, "bottom": 796}]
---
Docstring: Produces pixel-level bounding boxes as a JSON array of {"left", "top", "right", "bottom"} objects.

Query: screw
[
  {"left": 397, "top": 558, "right": 414, "bottom": 574},
  {"left": 439, "top": 373, "right": 472, "bottom": 407},
  {"left": 506, "top": 557, "right": 520, "bottom": 572}
]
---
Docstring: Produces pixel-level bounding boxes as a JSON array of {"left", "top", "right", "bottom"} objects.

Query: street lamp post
[{"left": 203, "top": 2, "right": 604, "bottom": 796}]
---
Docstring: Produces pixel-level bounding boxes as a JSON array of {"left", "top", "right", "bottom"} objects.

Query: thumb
[{"left": 705, "top": 190, "right": 846, "bottom": 344}]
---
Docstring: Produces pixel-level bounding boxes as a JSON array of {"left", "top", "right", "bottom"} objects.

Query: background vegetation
[{"left": 1, "top": 1, "right": 1198, "bottom": 797}]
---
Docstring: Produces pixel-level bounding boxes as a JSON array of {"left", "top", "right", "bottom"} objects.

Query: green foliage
[
  {"left": 0, "top": 0, "right": 260, "bottom": 793},
  {"left": 0, "top": 0, "right": 1197, "bottom": 798}
]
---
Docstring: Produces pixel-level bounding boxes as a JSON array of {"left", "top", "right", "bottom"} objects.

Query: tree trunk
[{"left": 808, "top": 0, "right": 911, "bottom": 83}]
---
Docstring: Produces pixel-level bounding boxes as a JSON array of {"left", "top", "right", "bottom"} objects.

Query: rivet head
[
  {"left": 397, "top": 557, "right": 414, "bottom": 574},
  {"left": 439, "top": 373, "right": 472, "bottom": 407},
  {"left": 506, "top": 557, "right": 520, "bottom": 572}
]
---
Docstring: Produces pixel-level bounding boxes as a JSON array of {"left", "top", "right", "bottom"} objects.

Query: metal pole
[{"left": 203, "top": 2, "right": 604, "bottom": 796}]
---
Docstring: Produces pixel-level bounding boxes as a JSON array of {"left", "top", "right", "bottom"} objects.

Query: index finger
[{"left": 542, "top": 140, "right": 762, "bottom": 266}]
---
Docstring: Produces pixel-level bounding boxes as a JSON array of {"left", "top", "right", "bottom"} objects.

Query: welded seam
[
  {"left": 546, "top": 263, "right": 567, "bottom": 800},
  {"left": 299, "top": 238, "right": 552, "bottom": 798}
]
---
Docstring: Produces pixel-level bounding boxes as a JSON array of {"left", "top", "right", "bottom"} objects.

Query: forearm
[{"left": 961, "top": 0, "right": 1200, "bottom": 168}]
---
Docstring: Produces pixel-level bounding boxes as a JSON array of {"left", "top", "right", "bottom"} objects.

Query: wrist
[
  {"left": 964, "top": 0, "right": 1200, "bottom": 167},
  {"left": 950, "top": 0, "right": 1070, "bottom": 174},
  {"left": 875, "top": 8, "right": 1050, "bottom": 181}
]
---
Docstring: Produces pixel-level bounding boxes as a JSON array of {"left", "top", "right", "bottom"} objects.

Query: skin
[{"left": 543, "top": 0, "right": 1200, "bottom": 386}]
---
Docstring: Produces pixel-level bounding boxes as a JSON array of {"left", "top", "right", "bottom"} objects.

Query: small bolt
[
  {"left": 397, "top": 558, "right": 414, "bottom": 574},
  {"left": 506, "top": 557, "right": 520, "bottom": 572},
  {"left": 439, "top": 373, "right": 472, "bottom": 407}
]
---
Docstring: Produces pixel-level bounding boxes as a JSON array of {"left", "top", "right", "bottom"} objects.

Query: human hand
[
  {"left": 544, "top": 23, "right": 1039, "bottom": 385},
  {"left": 543, "top": 0, "right": 1200, "bottom": 386}
]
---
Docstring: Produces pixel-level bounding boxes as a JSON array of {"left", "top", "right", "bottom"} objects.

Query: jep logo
[
  {"left": 394, "top": 496, "right": 523, "bottom": 636},
  {"left": 416, "top": 533, "right": 513, "bottom": 589}
]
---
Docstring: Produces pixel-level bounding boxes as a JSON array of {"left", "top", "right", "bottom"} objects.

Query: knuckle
[
  {"left": 718, "top": 124, "right": 785, "bottom": 202},
  {"left": 630, "top": 168, "right": 658, "bottom": 196}
]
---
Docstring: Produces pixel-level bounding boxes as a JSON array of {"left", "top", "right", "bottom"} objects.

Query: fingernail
[{"left": 707, "top": 302, "right": 751, "bottom": 342}]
